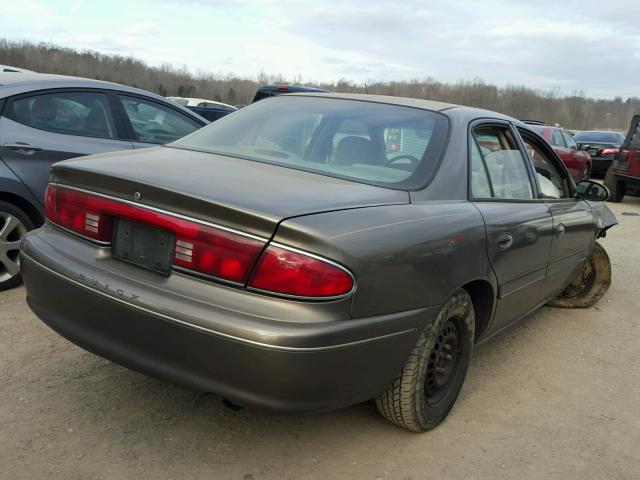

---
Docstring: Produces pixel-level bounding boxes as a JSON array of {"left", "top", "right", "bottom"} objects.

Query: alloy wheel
[{"left": 0, "top": 212, "right": 27, "bottom": 284}]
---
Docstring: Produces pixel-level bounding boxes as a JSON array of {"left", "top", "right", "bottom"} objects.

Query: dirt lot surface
[{"left": 2, "top": 198, "right": 640, "bottom": 480}]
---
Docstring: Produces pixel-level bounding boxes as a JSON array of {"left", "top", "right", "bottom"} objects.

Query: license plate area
[{"left": 112, "top": 219, "right": 175, "bottom": 275}]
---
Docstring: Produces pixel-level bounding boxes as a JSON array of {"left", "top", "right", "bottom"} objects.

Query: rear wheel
[
  {"left": 375, "top": 289, "right": 475, "bottom": 432},
  {"left": 604, "top": 169, "right": 625, "bottom": 202},
  {"left": 547, "top": 242, "right": 611, "bottom": 308},
  {"left": 0, "top": 201, "right": 33, "bottom": 291}
]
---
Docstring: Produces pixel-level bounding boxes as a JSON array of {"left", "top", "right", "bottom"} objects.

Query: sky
[{"left": 1, "top": 0, "right": 639, "bottom": 99}]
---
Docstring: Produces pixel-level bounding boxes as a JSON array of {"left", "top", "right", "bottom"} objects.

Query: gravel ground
[{"left": 1, "top": 197, "right": 639, "bottom": 480}]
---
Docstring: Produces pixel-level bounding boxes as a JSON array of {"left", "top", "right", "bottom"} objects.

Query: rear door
[
  {"left": 470, "top": 121, "right": 554, "bottom": 331},
  {"left": 115, "top": 94, "right": 203, "bottom": 148},
  {"left": 0, "top": 89, "right": 133, "bottom": 206},
  {"left": 516, "top": 127, "right": 594, "bottom": 298}
]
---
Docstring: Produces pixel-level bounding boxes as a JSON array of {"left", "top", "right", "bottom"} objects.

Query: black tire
[
  {"left": 547, "top": 242, "right": 611, "bottom": 308},
  {"left": 0, "top": 201, "right": 34, "bottom": 291},
  {"left": 604, "top": 169, "right": 625, "bottom": 202},
  {"left": 375, "top": 289, "right": 475, "bottom": 432}
]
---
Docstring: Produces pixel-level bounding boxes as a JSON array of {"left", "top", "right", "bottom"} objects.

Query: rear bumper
[
  {"left": 590, "top": 157, "right": 614, "bottom": 174},
  {"left": 611, "top": 172, "right": 640, "bottom": 189},
  {"left": 21, "top": 227, "right": 433, "bottom": 412}
]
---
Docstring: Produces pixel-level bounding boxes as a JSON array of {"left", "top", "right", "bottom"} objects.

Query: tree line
[{"left": 1, "top": 39, "right": 638, "bottom": 131}]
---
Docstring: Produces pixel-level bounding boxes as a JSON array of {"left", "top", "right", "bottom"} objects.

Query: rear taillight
[
  {"left": 45, "top": 184, "right": 265, "bottom": 283},
  {"left": 249, "top": 245, "right": 354, "bottom": 298},
  {"left": 45, "top": 184, "right": 115, "bottom": 241},
  {"left": 45, "top": 184, "right": 355, "bottom": 298},
  {"left": 600, "top": 148, "right": 620, "bottom": 156},
  {"left": 171, "top": 226, "right": 264, "bottom": 283}
]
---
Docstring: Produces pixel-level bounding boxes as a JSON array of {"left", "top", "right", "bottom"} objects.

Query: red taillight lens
[
  {"left": 45, "top": 184, "right": 265, "bottom": 283},
  {"left": 172, "top": 227, "right": 264, "bottom": 283},
  {"left": 45, "top": 184, "right": 115, "bottom": 241},
  {"left": 249, "top": 246, "right": 354, "bottom": 298},
  {"left": 601, "top": 148, "right": 620, "bottom": 156}
]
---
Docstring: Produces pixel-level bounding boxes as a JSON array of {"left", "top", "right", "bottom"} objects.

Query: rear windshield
[
  {"left": 574, "top": 132, "right": 622, "bottom": 144},
  {"left": 170, "top": 96, "right": 448, "bottom": 190}
]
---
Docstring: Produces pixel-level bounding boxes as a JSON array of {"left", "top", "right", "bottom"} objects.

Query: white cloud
[
  {"left": 2, "top": 0, "right": 639, "bottom": 98},
  {"left": 70, "top": 0, "right": 83, "bottom": 13}
]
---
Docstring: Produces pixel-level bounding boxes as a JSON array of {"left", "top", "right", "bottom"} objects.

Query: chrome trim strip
[
  {"left": 22, "top": 252, "right": 414, "bottom": 352},
  {"left": 171, "top": 266, "right": 245, "bottom": 287},
  {"left": 49, "top": 183, "right": 270, "bottom": 242}
]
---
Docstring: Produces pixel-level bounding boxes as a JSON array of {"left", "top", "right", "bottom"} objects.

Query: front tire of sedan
[
  {"left": 0, "top": 201, "right": 33, "bottom": 291},
  {"left": 547, "top": 242, "right": 611, "bottom": 309},
  {"left": 375, "top": 289, "right": 475, "bottom": 432}
]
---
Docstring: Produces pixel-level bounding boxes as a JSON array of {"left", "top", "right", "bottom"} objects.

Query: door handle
[
  {"left": 555, "top": 224, "right": 566, "bottom": 237},
  {"left": 1, "top": 142, "right": 43, "bottom": 154},
  {"left": 497, "top": 232, "right": 514, "bottom": 250}
]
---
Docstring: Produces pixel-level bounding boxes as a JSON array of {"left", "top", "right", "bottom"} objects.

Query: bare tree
[{"left": 1, "top": 39, "right": 638, "bottom": 129}]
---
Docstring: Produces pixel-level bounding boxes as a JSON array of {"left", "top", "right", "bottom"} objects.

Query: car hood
[{"left": 50, "top": 146, "right": 410, "bottom": 238}]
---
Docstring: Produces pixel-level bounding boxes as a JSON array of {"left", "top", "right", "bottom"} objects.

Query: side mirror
[
  {"left": 579, "top": 144, "right": 591, "bottom": 151},
  {"left": 576, "top": 180, "right": 609, "bottom": 202}
]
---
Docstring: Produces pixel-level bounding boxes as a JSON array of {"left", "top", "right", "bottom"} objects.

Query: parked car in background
[
  {"left": 529, "top": 124, "right": 591, "bottom": 181},
  {"left": 574, "top": 131, "right": 625, "bottom": 176},
  {"left": 168, "top": 97, "right": 237, "bottom": 122},
  {"left": 252, "top": 84, "right": 328, "bottom": 102},
  {"left": 1, "top": 65, "right": 34, "bottom": 73},
  {"left": 21, "top": 93, "right": 616, "bottom": 432},
  {"left": 604, "top": 115, "right": 640, "bottom": 202},
  {"left": 167, "top": 97, "right": 236, "bottom": 109},
  {"left": 0, "top": 72, "right": 207, "bottom": 290},
  {"left": 184, "top": 105, "right": 234, "bottom": 122}
]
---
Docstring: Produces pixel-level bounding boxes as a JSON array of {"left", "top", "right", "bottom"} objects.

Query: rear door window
[
  {"left": 469, "top": 139, "right": 492, "bottom": 198},
  {"left": 623, "top": 116, "right": 640, "bottom": 149},
  {"left": 551, "top": 129, "right": 566, "bottom": 147},
  {"left": 118, "top": 95, "right": 201, "bottom": 144},
  {"left": 6, "top": 91, "right": 117, "bottom": 139},
  {"left": 519, "top": 132, "right": 571, "bottom": 199},
  {"left": 562, "top": 131, "right": 578, "bottom": 149},
  {"left": 472, "top": 125, "right": 534, "bottom": 200}
]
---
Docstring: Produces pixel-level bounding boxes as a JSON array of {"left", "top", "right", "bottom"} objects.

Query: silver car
[{"left": 0, "top": 72, "right": 207, "bottom": 290}]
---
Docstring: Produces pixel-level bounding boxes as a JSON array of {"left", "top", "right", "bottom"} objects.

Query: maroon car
[
  {"left": 531, "top": 125, "right": 591, "bottom": 182},
  {"left": 604, "top": 115, "right": 640, "bottom": 202}
]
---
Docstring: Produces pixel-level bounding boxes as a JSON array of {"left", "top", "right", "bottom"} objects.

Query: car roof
[
  {"left": 0, "top": 65, "right": 34, "bottom": 73},
  {"left": 576, "top": 130, "right": 622, "bottom": 135},
  {"left": 168, "top": 97, "right": 237, "bottom": 110},
  {"left": 257, "top": 84, "right": 328, "bottom": 93},
  {"left": 0, "top": 72, "right": 169, "bottom": 101},
  {"left": 287, "top": 92, "right": 518, "bottom": 122},
  {"left": 0, "top": 72, "right": 207, "bottom": 122}
]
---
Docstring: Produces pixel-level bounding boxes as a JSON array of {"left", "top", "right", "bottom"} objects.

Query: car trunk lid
[{"left": 50, "top": 146, "right": 410, "bottom": 239}]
